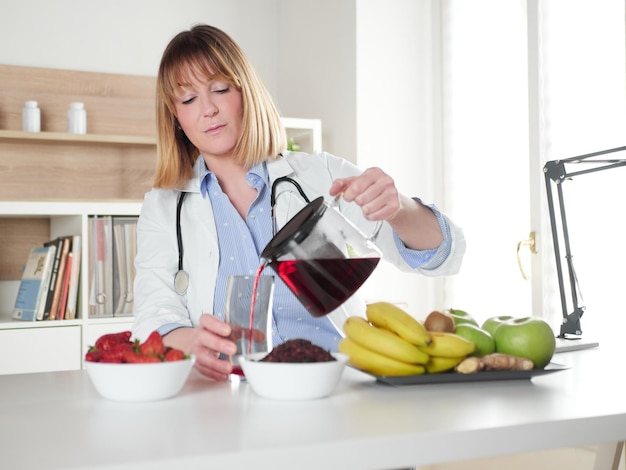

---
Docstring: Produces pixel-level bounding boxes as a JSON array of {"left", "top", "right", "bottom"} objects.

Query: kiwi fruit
[{"left": 424, "top": 310, "right": 456, "bottom": 333}]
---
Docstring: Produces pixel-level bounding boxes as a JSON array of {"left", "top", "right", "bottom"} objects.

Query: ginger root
[
  {"left": 455, "top": 353, "right": 534, "bottom": 374},
  {"left": 455, "top": 356, "right": 485, "bottom": 374}
]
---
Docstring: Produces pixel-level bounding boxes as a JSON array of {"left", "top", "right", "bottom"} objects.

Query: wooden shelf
[
  {"left": 0, "top": 119, "right": 319, "bottom": 151},
  {"left": 0, "top": 318, "right": 83, "bottom": 329},
  {"left": 0, "top": 129, "right": 156, "bottom": 146},
  {"left": 0, "top": 200, "right": 143, "bottom": 217}
]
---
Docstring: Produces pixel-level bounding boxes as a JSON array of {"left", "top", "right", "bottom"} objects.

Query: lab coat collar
[{"left": 180, "top": 154, "right": 296, "bottom": 194}]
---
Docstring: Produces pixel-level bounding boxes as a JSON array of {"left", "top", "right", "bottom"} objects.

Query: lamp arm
[
  {"left": 543, "top": 145, "right": 626, "bottom": 339},
  {"left": 543, "top": 167, "right": 584, "bottom": 337}
]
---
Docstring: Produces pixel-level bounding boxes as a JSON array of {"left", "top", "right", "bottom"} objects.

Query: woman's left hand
[
  {"left": 329, "top": 167, "right": 401, "bottom": 222},
  {"left": 330, "top": 166, "right": 443, "bottom": 251}
]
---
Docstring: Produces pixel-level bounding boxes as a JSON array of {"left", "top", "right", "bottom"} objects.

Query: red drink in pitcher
[{"left": 270, "top": 257, "right": 379, "bottom": 318}]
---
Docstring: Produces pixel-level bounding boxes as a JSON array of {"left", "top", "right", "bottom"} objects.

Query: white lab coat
[{"left": 132, "top": 151, "right": 465, "bottom": 341}]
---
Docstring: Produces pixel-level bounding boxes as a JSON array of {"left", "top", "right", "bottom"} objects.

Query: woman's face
[{"left": 173, "top": 71, "right": 243, "bottom": 161}]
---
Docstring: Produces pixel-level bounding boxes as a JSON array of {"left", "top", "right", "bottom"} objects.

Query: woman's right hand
[
  {"left": 164, "top": 314, "right": 238, "bottom": 381},
  {"left": 192, "top": 314, "right": 239, "bottom": 381}
]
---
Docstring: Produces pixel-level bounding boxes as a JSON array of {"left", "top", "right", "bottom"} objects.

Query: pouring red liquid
[{"left": 227, "top": 271, "right": 272, "bottom": 377}]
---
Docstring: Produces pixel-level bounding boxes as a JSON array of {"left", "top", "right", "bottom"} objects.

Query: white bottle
[
  {"left": 22, "top": 101, "right": 41, "bottom": 132},
  {"left": 67, "top": 102, "right": 87, "bottom": 134}
]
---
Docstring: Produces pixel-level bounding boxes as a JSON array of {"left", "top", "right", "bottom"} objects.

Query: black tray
[{"left": 357, "top": 362, "right": 569, "bottom": 386}]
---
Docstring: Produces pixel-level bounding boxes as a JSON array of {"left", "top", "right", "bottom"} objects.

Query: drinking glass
[{"left": 224, "top": 274, "right": 274, "bottom": 377}]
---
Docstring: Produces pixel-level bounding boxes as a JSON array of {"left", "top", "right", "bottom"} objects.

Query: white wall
[
  {"left": 0, "top": 0, "right": 280, "bottom": 98},
  {"left": 277, "top": 0, "right": 357, "bottom": 162}
]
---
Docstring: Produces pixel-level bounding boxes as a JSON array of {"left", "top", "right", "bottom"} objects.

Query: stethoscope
[{"left": 173, "top": 175, "right": 310, "bottom": 295}]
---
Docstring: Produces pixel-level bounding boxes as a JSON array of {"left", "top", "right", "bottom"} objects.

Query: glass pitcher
[{"left": 260, "top": 196, "right": 382, "bottom": 317}]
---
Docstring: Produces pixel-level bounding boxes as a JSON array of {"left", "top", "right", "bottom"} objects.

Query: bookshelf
[{"left": 0, "top": 65, "right": 322, "bottom": 375}]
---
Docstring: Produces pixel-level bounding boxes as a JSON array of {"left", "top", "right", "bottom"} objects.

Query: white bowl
[
  {"left": 85, "top": 355, "right": 196, "bottom": 402},
  {"left": 238, "top": 352, "right": 347, "bottom": 400}
]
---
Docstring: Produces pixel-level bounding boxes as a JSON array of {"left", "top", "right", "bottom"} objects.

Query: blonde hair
[{"left": 154, "top": 24, "right": 287, "bottom": 188}]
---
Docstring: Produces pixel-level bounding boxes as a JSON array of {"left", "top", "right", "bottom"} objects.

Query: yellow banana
[
  {"left": 339, "top": 338, "right": 426, "bottom": 376},
  {"left": 366, "top": 301, "right": 431, "bottom": 347},
  {"left": 343, "top": 316, "right": 429, "bottom": 364},
  {"left": 417, "top": 331, "right": 475, "bottom": 358},
  {"left": 425, "top": 355, "right": 466, "bottom": 374}
]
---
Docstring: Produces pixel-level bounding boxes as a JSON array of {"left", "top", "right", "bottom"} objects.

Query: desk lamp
[{"left": 544, "top": 145, "right": 626, "bottom": 351}]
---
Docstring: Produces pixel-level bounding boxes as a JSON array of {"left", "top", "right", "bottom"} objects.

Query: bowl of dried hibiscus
[{"left": 238, "top": 338, "right": 347, "bottom": 401}]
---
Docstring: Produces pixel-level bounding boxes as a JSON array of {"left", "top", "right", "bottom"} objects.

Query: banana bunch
[
  {"left": 339, "top": 302, "right": 431, "bottom": 376},
  {"left": 339, "top": 302, "right": 476, "bottom": 376},
  {"left": 366, "top": 302, "right": 430, "bottom": 347},
  {"left": 421, "top": 332, "right": 476, "bottom": 373}
]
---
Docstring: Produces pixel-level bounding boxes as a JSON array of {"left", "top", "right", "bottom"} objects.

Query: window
[{"left": 442, "top": 0, "right": 626, "bottom": 338}]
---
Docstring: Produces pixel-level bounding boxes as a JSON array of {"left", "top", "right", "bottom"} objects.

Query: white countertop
[{"left": 1, "top": 344, "right": 624, "bottom": 470}]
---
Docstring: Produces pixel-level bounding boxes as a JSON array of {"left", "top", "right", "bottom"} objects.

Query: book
[
  {"left": 88, "top": 216, "right": 113, "bottom": 317},
  {"left": 12, "top": 246, "right": 57, "bottom": 321},
  {"left": 112, "top": 217, "right": 137, "bottom": 316},
  {"left": 35, "top": 246, "right": 57, "bottom": 321},
  {"left": 41, "top": 237, "right": 64, "bottom": 320},
  {"left": 64, "top": 235, "right": 82, "bottom": 320},
  {"left": 56, "top": 253, "right": 73, "bottom": 320},
  {"left": 48, "top": 236, "right": 72, "bottom": 320}
]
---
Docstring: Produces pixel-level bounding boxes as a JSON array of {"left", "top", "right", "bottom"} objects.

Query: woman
[{"left": 132, "top": 24, "right": 465, "bottom": 381}]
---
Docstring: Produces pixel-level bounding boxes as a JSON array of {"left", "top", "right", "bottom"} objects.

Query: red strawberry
[
  {"left": 164, "top": 348, "right": 185, "bottom": 362},
  {"left": 101, "top": 343, "right": 134, "bottom": 363},
  {"left": 139, "top": 331, "right": 166, "bottom": 357},
  {"left": 123, "top": 349, "right": 161, "bottom": 363},
  {"left": 85, "top": 348, "right": 103, "bottom": 362},
  {"left": 95, "top": 331, "right": 132, "bottom": 351}
]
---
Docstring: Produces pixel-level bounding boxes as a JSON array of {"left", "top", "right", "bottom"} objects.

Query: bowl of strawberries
[{"left": 84, "top": 331, "right": 195, "bottom": 402}]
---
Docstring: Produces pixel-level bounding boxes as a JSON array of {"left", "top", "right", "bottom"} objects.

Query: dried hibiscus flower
[{"left": 260, "top": 339, "right": 335, "bottom": 363}]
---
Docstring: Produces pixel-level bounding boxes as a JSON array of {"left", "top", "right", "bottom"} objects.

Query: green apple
[
  {"left": 454, "top": 324, "right": 495, "bottom": 358},
  {"left": 493, "top": 317, "right": 556, "bottom": 369},
  {"left": 447, "top": 308, "right": 479, "bottom": 327},
  {"left": 481, "top": 315, "right": 515, "bottom": 337}
]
